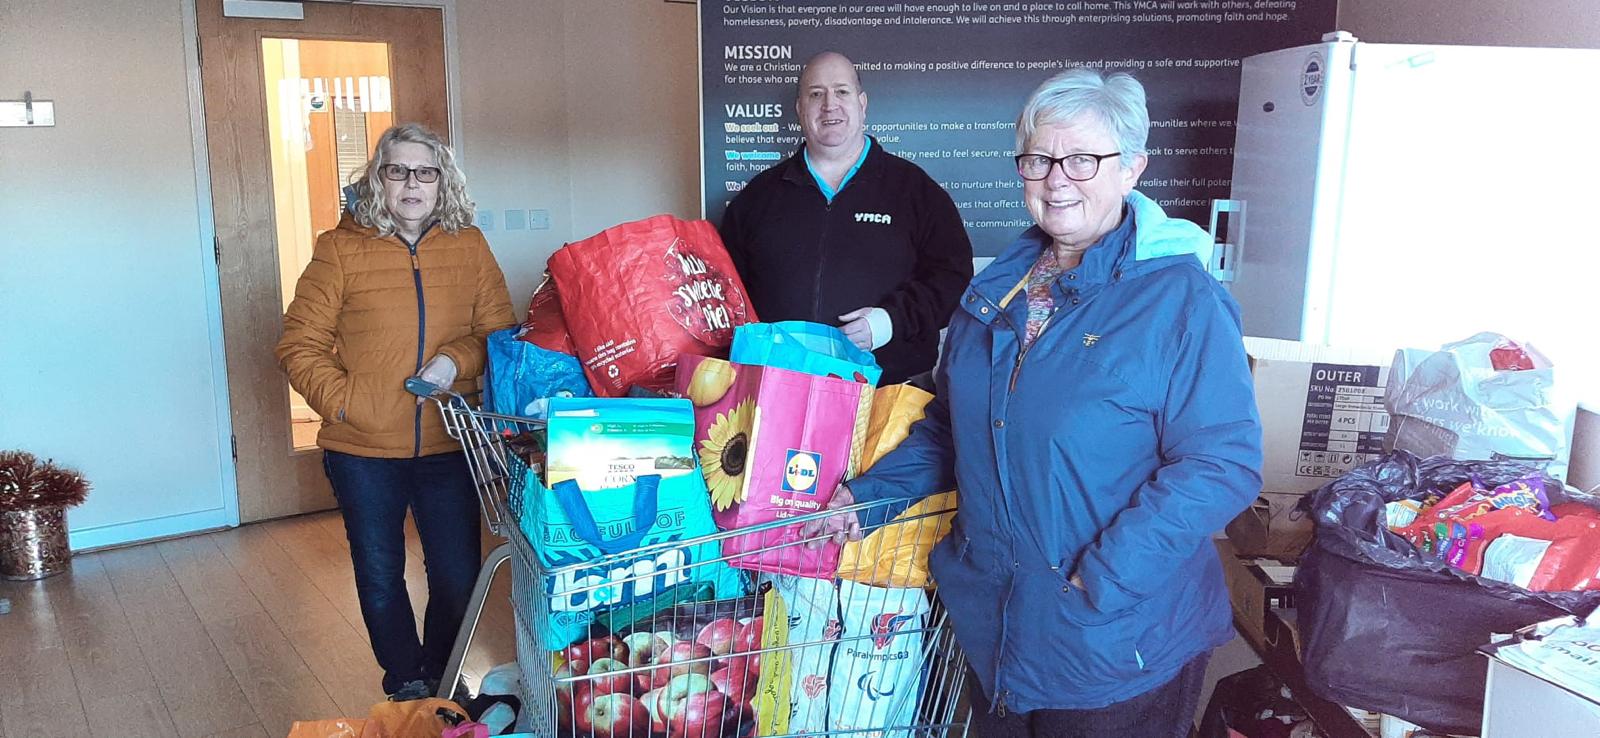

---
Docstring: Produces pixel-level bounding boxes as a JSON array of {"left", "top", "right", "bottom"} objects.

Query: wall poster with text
[{"left": 701, "top": 0, "right": 1336, "bottom": 257}]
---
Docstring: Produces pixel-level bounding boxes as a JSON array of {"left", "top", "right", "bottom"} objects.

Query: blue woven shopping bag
[
  {"left": 729, "top": 321, "right": 883, "bottom": 386},
  {"left": 520, "top": 471, "right": 747, "bottom": 647}
]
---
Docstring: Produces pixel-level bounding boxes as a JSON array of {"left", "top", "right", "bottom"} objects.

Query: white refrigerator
[{"left": 1216, "top": 35, "right": 1600, "bottom": 382}]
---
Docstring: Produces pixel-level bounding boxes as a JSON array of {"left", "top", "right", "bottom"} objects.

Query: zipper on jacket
[
  {"left": 405, "top": 231, "right": 429, "bottom": 458},
  {"left": 808, "top": 196, "right": 835, "bottom": 320},
  {"left": 1007, "top": 285, "right": 1079, "bottom": 392}
]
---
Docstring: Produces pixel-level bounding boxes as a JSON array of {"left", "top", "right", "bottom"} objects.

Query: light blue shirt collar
[{"left": 804, "top": 136, "right": 871, "bottom": 203}]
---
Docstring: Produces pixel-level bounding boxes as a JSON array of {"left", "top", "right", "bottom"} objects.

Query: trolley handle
[{"left": 405, "top": 377, "right": 464, "bottom": 403}]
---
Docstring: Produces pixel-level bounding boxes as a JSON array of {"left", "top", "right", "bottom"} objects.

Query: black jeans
[
  {"left": 323, "top": 450, "right": 481, "bottom": 694},
  {"left": 967, "top": 653, "right": 1210, "bottom": 738}
]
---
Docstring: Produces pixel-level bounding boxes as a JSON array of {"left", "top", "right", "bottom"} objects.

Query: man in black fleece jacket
[{"left": 719, "top": 51, "right": 973, "bottom": 385}]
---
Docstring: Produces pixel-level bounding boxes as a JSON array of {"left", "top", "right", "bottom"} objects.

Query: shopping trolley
[
  {"left": 408, "top": 377, "right": 545, "bottom": 702},
  {"left": 415, "top": 381, "right": 973, "bottom": 738}
]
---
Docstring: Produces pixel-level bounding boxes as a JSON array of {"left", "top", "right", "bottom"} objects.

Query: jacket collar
[
  {"left": 959, "top": 191, "right": 1214, "bottom": 322},
  {"left": 779, "top": 135, "right": 886, "bottom": 190},
  {"left": 337, "top": 212, "right": 441, "bottom": 248}
]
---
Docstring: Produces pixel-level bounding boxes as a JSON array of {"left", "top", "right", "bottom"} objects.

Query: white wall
[
  {"left": 455, "top": 1, "right": 573, "bottom": 309},
  {"left": 1338, "top": 0, "right": 1600, "bottom": 48},
  {"left": 560, "top": 0, "right": 703, "bottom": 240},
  {"left": 456, "top": 0, "right": 702, "bottom": 314},
  {"left": 0, "top": 0, "right": 237, "bottom": 548}
]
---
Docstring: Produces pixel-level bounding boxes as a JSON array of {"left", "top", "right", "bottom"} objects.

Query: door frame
[{"left": 178, "top": 0, "right": 466, "bottom": 526}]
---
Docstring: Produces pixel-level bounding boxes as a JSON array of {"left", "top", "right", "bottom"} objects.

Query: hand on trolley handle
[
  {"left": 798, "top": 483, "right": 864, "bottom": 548},
  {"left": 405, "top": 375, "right": 462, "bottom": 404}
]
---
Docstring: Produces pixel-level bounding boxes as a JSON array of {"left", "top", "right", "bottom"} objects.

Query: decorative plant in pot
[{"left": 0, "top": 451, "right": 90, "bottom": 580}]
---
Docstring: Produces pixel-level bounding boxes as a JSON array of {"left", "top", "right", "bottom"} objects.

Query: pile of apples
[{"left": 555, "top": 616, "right": 766, "bottom": 738}]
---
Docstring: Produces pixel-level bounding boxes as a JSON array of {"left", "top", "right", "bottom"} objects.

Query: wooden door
[{"left": 198, "top": 0, "right": 450, "bottom": 522}]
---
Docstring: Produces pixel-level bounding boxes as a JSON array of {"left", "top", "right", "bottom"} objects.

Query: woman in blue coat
[{"left": 806, "top": 69, "right": 1264, "bottom": 737}]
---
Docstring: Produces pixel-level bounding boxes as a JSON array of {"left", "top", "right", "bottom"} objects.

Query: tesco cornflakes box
[{"left": 674, "top": 354, "right": 871, "bottom": 579}]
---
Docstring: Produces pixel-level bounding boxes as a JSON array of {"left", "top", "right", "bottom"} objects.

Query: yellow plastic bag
[
  {"left": 751, "top": 585, "right": 793, "bottom": 737},
  {"left": 837, "top": 384, "right": 956, "bottom": 588}
]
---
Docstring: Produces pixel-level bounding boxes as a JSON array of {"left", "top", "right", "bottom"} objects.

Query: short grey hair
[{"left": 1014, "top": 69, "right": 1149, "bottom": 160}]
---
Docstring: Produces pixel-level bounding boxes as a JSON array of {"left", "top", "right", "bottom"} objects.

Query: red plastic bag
[
  {"left": 550, "top": 215, "right": 757, "bottom": 396},
  {"left": 521, "top": 275, "right": 576, "bottom": 355}
]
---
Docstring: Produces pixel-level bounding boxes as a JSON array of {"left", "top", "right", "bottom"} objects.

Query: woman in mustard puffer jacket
[{"left": 276, "top": 123, "right": 514, "bottom": 700}]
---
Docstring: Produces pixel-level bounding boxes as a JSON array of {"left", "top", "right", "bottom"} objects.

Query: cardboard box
[
  {"left": 1230, "top": 339, "right": 1397, "bottom": 558},
  {"left": 1570, "top": 405, "right": 1600, "bottom": 493},
  {"left": 1215, "top": 539, "right": 1296, "bottom": 645},
  {"left": 1482, "top": 649, "right": 1600, "bottom": 737},
  {"left": 544, "top": 397, "right": 698, "bottom": 488},
  {"left": 1224, "top": 490, "right": 1314, "bottom": 560},
  {"left": 1244, "top": 337, "right": 1399, "bottom": 494}
]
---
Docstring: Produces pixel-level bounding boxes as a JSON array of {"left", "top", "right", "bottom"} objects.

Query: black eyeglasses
[
  {"left": 1015, "top": 152, "right": 1121, "bottom": 182},
  {"left": 380, "top": 164, "right": 442, "bottom": 184}
]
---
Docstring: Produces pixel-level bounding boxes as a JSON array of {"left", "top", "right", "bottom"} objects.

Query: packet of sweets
[{"left": 1486, "top": 476, "right": 1557, "bottom": 521}]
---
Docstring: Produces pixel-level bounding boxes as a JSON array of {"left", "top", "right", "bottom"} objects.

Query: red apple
[
  {"left": 624, "top": 632, "right": 669, "bottom": 668},
  {"left": 696, "top": 618, "right": 739, "bottom": 656},
  {"left": 556, "top": 691, "right": 574, "bottom": 729},
  {"left": 665, "top": 688, "right": 739, "bottom": 738},
  {"left": 566, "top": 687, "right": 594, "bottom": 730},
  {"left": 732, "top": 618, "right": 763, "bottom": 653},
  {"left": 565, "top": 635, "right": 628, "bottom": 667},
  {"left": 643, "top": 642, "right": 714, "bottom": 691},
  {"left": 719, "top": 652, "right": 760, "bottom": 677},
  {"left": 555, "top": 661, "right": 589, "bottom": 702},
  {"left": 657, "top": 672, "right": 715, "bottom": 728},
  {"left": 577, "top": 691, "right": 650, "bottom": 738},
  {"left": 711, "top": 666, "right": 757, "bottom": 704},
  {"left": 586, "top": 657, "right": 637, "bottom": 696},
  {"left": 641, "top": 687, "right": 670, "bottom": 734},
  {"left": 631, "top": 632, "right": 678, "bottom": 693}
]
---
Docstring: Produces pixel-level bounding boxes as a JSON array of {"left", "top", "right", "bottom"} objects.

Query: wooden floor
[{"left": 0, "top": 511, "right": 517, "bottom": 738}]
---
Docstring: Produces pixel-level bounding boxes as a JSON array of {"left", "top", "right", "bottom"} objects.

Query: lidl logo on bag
[
  {"left": 783, "top": 450, "right": 821, "bottom": 494},
  {"left": 871, "top": 613, "right": 916, "bottom": 649}
]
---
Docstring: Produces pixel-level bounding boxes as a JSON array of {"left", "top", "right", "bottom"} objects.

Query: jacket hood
[{"left": 335, "top": 210, "right": 369, "bottom": 235}]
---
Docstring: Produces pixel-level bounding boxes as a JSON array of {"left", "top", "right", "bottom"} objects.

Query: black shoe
[{"left": 387, "top": 679, "right": 432, "bottom": 702}]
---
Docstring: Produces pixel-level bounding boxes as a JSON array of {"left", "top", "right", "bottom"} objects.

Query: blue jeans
[
  {"left": 967, "top": 653, "right": 1210, "bottom": 738},
  {"left": 323, "top": 450, "right": 482, "bottom": 694}
]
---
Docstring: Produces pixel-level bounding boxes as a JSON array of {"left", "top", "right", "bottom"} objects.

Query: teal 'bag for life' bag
[
  {"left": 729, "top": 321, "right": 883, "bottom": 386},
  {"left": 519, "top": 472, "right": 748, "bottom": 647}
]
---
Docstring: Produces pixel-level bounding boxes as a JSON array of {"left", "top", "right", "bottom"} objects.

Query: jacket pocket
[
  {"left": 338, "top": 374, "right": 380, "bottom": 433},
  {"left": 1012, "top": 563, "right": 1144, "bottom": 686},
  {"left": 1052, "top": 561, "right": 1125, "bottom": 627}
]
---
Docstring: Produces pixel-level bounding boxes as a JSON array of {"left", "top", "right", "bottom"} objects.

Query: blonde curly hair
[{"left": 353, "top": 123, "right": 475, "bottom": 236}]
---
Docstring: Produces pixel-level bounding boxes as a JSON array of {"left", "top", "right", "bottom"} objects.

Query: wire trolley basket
[{"left": 415, "top": 381, "right": 972, "bottom": 738}]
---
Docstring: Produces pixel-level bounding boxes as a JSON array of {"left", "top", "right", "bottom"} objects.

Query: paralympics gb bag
[
  {"left": 837, "top": 384, "right": 957, "bottom": 588},
  {"left": 548, "top": 215, "right": 757, "bottom": 396},
  {"left": 731, "top": 321, "right": 883, "bottom": 387},
  {"left": 520, "top": 471, "right": 747, "bottom": 646},
  {"left": 828, "top": 580, "right": 931, "bottom": 736}
]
